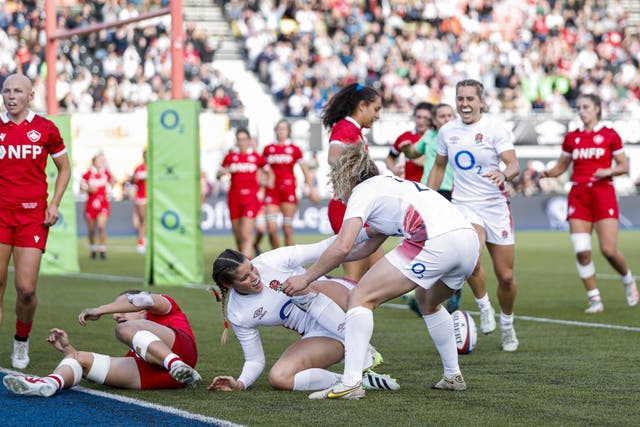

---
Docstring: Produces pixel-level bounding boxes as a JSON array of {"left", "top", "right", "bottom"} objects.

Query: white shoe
[
  {"left": 501, "top": 327, "right": 519, "bottom": 352},
  {"left": 169, "top": 361, "right": 202, "bottom": 387},
  {"left": 433, "top": 374, "right": 466, "bottom": 391},
  {"left": 584, "top": 300, "right": 604, "bottom": 314},
  {"left": 362, "top": 371, "right": 399, "bottom": 391},
  {"left": 136, "top": 244, "right": 146, "bottom": 254},
  {"left": 624, "top": 280, "right": 639, "bottom": 307},
  {"left": 11, "top": 339, "right": 30, "bottom": 370},
  {"left": 479, "top": 306, "right": 496, "bottom": 334},
  {"left": 308, "top": 381, "right": 365, "bottom": 400},
  {"left": 3, "top": 374, "right": 57, "bottom": 397},
  {"left": 362, "top": 345, "right": 383, "bottom": 372}
]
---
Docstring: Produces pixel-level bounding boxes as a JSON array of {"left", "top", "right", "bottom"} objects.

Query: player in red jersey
[
  {"left": 217, "top": 128, "right": 274, "bottom": 258},
  {"left": 2, "top": 290, "right": 201, "bottom": 397},
  {"left": 541, "top": 93, "right": 638, "bottom": 313},
  {"left": 263, "top": 119, "right": 318, "bottom": 248},
  {"left": 81, "top": 152, "right": 115, "bottom": 260},
  {"left": 385, "top": 102, "right": 432, "bottom": 181},
  {"left": 321, "top": 83, "right": 385, "bottom": 281},
  {"left": 0, "top": 74, "right": 71, "bottom": 370},
  {"left": 131, "top": 150, "right": 147, "bottom": 254}
]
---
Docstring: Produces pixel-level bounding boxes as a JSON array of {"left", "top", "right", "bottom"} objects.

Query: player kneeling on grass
[
  {"left": 3, "top": 291, "right": 201, "bottom": 397},
  {"left": 207, "top": 242, "right": 399, "bottom": 394}
]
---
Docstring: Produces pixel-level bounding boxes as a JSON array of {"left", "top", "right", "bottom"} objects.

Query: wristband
[{"left": 501, "top": 172, "right": 508, "bottom": 182}]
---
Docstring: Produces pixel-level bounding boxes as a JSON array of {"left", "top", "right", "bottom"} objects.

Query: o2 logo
[
  {"left": 160, "top": 109, "right": 185, "bottom": 134},
  {"left": 411, "top": 262, "right": 426, "bottom": 279},
  {"left": 161, "top": 210, "right": 186, "bottom": 234},
  {"left": 454, "top": 150, "right": 483, "bottom": 175}
]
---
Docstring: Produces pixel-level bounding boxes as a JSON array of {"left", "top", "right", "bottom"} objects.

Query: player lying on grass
[
  {"left": 3, "top": 291, "right": 201, "bottom": 397},
  {"left": 207, "top": 234, "right": 400, "bottom": 393}
]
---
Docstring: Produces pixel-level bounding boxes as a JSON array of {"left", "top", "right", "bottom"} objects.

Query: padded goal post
[{"left": 145, "top": 100, "right": 203, "bottom": 286}]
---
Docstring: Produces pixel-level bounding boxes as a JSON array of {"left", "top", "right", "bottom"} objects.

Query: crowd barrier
[{"left": 76, "top": 195, "right": 640, "bottom": 237}]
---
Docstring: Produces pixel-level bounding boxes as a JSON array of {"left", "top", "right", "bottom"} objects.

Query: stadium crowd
[
  {"left": 224, "top": 0, "right": 640, "bottom": 118},
  {"left": 0, "top": 0, "right": 241, "bottom": 112}
]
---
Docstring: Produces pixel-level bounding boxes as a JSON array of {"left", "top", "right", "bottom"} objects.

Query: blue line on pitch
[{"left": 0, "top": 373, "right": 225, "bottom": 427}]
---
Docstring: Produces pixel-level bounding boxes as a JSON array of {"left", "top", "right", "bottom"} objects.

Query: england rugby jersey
[
  {"left": 262, "top": 140, "right": 303, "bottom": 187},
  {"left": 220, "top": 148, "right": 267, "bottom": 196},
  {"left": 561, "top": 123, "right": 623, "bottom": 184},
  {"left": 0, "top": 110, "right": 66, "bottom": 207},
  {"left": 227, "top": 237, "right": 343, "bottom": 388},
  {"left": 343, "top": 175, "right": 472, "bottom": 241},
  {"left": 437, "top": 116, "right": 514, "bottom": 203}
]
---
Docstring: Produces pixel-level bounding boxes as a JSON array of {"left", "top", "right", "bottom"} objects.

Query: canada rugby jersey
[
  {"left": 262, "top": 140, "right": 303, "bottom": 186},
  {"left": 221, "top": 149, "right": 267, "bottom": 194},
  {"left": 82, "top": 167, "right": 112, "bottom": 197},
  {"left": 0, "top": 110, "right": 66, "bottom": 207},
  {"left": 391, "top": 129, "right": 424, "bottom": 181},
  {"left": 133, "top": 163, "right": 147, "bottom": 200},
  {"left": 329, "top": 117, "right": 365, "bottom": 146},
  {"left": 561, "top": 123, "right": 624, "bottom": 184}
]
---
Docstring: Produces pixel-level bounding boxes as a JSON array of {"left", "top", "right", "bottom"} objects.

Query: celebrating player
[
  {"left": 2, "top": 290, "right": 200, "bottom": 397},
  {"left": 217, "top": 128, "right": 274, "bottom": 258},
  {"left": 427, "top": 79, "right": 521, "bottom": 352},
  {"left": 262, "top": 119, "right": 318, "bottom": 249},
  {"left": 0, "top": 74, "right": 71, "bottom": 369},
  {"left": 81, "top": 152, "right": 114, "bottom": 260},
  {"left": 207, "top": 234, "right": 399, "bottom": 394},
  {"left": 540, "top": 93, "right": 638, "bottom": 312},
  {"left": 282, "top": 143, "right": 479, "bottom": 399},
  {"left": 322, "top": 83, "right": 384, "bottom": 282}
]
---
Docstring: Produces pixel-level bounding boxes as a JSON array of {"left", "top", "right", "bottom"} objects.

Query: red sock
[{"left": 16, "top": 320, "right": 33, "bottom": 340}]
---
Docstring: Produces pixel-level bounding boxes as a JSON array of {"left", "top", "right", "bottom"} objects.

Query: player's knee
[
  {"left": 114, "top": 322, "right": 137, "bottom": 343},
  {"left": 599, "top": 244, "right": 618, "bottom": 261},
  {"left": 496, "top": 270, "right": 515, "bottom": 287},
  {"left": 15, "top": 287, "right": 36, "bottom": 304},
  {"left": 268, "top": 366, "right": 293, "bottom": 390},
  {"left": 576, "top": 251, "right": 591, "bottom": 264}
]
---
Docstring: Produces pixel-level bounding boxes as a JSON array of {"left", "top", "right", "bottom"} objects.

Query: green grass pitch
[{"left": 1, "top": 231, "right": 639, "bottom": 426}]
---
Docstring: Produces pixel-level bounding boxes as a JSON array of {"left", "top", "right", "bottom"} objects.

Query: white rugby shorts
[
  {"left": 453, "top": 199, "right": 515, "bottom": 245},
  {"left": 386, "top": 228, "right": 479, "bottom": 291}
]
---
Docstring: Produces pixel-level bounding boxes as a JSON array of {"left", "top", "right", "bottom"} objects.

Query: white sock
[
  {"left": 500, "top": 312, "right": 514, "bottom": 329},
  {"left": 45, "top": 374, "right": 64, "bottom": 392},
  {"left": 586, "top": 289, "right": 601, "bottom": 301},
  {"left": 342, "top": 307, "right": 373, "bottom": 386},
  {"left": 306, "top": 293, "right": 346, "bottom": 338},
  {"left": 622, "top": 270, "right": 634, "bottom": 285},
  {"left": 293, "top": 368, "right": 341, "bottom": 391},
  {"left": 163, "top": 353, "right": 182, "bottom": 370},
  {"left": 475, "top": 293, "right": 491, "bottom": 310},
  {"left": 423, "top": 306, "right": 460, "bottom": 378}
]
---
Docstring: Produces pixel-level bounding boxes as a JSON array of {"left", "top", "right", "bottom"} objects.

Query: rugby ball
[{"left": 452, "top": 310, "right": 477, "bottom": 354}]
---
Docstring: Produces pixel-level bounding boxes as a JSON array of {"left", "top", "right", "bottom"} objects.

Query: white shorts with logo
[
  {"left": 386, "top": 228, "right": 479, "bottom": 291},
  {"left": 453, "top": 199, "right": 515, "bottom": 245},
  {"left": 301, "top": 277, "right": 353, "bottom": 344}
]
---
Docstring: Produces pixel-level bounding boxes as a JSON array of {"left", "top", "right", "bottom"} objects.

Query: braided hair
[
  {"left": 321, "top": 83, "right": 380, "bottom": 130},
  {"left": 211, "top": 249, "right": 247, "bottom": 345}
]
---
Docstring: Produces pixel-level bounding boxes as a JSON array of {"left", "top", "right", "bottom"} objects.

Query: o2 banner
[{"left": 146, "top": 101, "right": 203, "bottom": 286}]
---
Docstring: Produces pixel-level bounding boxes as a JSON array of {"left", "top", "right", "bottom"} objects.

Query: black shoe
[
  {"left": 99, "top": 252, "right": 106, "bottom": 260},
  {"left": 90, "top": 251, "right": 96, "bottom": 260}
]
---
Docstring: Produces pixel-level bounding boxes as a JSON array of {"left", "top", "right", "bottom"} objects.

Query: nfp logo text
[{"left": 0, "top": 144, "right": 43, "bottom": 159}]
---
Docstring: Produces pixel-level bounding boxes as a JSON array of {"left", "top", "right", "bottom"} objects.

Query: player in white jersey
[
  {"left": 427, "top": 79, "right": 521, "bottom": 352},
  {"left": 207, "top": 234, "right": 399, "bottom": 393},
  {"left": 282, "top": 143, "right": 479, "bottom": 399}
]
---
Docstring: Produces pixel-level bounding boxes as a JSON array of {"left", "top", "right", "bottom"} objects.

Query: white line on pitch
[{"left": 383, "top": 303, "right": 640, "bottom": 332}]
